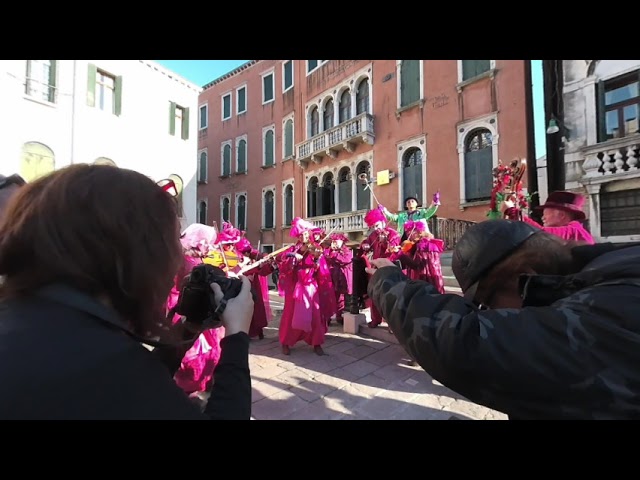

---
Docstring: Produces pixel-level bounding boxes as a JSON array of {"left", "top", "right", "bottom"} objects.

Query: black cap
[{"left": 452, "top": 220, "right": 541, "bottom": 303}]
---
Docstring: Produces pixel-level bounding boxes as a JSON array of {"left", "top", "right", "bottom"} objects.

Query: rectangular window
[
  {"left": 237, "top": 85, "right": 247, "bottom": 114},
  {"left": 169, "top": 102, "right": 190, "bottom": 140},
  {"left": 222, "top": 93, "right": 231, "bottom": 120},
  {"left": 262, "top": 73, "right": 274, "bottom": 104},
  {"left": 598, "top": 71, "right": 640, "bottom": 142},
  {"left": 462, "top": 60, "right": 491, "bottom": 81},
  {"left": 283, "top": 60, "right": 293, "bottom": 92},
  {"left": 86, "top": 63, "right": 123, "bottom": 116},
  {"left": 25, "top": 60, "right": 57, "bottom": 103},
  {"left": 199, "top": 104, "right": 208, "bottom": 129}
]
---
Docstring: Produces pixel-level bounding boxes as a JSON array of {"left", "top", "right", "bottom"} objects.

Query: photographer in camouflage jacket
[{"left": 367, "top": 219, "right": 640, "bottom": 420}]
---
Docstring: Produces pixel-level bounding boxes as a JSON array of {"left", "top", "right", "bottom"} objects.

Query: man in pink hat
[{"left": 503, "top": 190, "right": 595, "bottom": 244}]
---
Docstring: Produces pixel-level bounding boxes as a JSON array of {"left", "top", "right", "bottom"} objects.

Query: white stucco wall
[
  {"left": 0, "top": 60, "right": 74, "bottom": 176},
  {"left": 0, "top": 60, "right": 201, "bottom": 227}
]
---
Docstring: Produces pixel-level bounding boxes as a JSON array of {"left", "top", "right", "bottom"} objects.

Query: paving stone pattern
[{"left": 249, "top": 309, "right": 508, "bottom": 421}]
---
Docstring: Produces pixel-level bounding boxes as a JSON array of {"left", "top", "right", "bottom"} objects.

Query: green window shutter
[
  {"left": 597, "top": 80, "right": 606, "bottom": 142},
  {"left": 182, "top": 107, "right": 190, "bottom": 140},
  {"left": 284, "top": 61, "right": 292, "bottom": 89},
  {"left": 264, "top": 75, "right": 273, "bottom": 102},
  {"left": 223, "top": 96, "right": 230, "bottom": 118},
  {"left": 223, "top": 145, "right": 231, "bottom": 175},
  {"left": 48, "top": 60, "right": 57, "bottom": 103},
  {"left": 114, "top": 75, "right": 123, "bottom": 116},
  {"left": 169, "top": 102, "right": 176, "bottom": 136},
  {"left": 238, "top": 88, "right": 246, "bottom": 111},
  {"left": 238, "top": 140, "right": 246, "bottom": 172},
  {"left": 265, "top": 130, "right": 274, "bottom": 165},
  {"left": 400, "top": 60, "right": 420, "bottom": 107},
  {"left": 284, "top": 120, "right": 293, "bottom": 157},
  {"left": 87, "top": 63, "right": 97, "bottom": 107}
]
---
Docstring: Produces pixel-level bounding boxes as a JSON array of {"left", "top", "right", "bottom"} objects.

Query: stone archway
[{"left": 20, "top": 142, "right": 55, "bottom": 182}]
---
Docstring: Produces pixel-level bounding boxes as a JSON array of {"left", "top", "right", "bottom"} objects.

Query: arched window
[
  {"left": 264, "top": 130, "right": 274, "bottom": 166},
  {"left": 263, "top": 190, "right": 274, "bottom": 228},
  {"left": 356, "top": 161, "right": 372, "bottom": 210},
  {"left": 237, "top": 139, "right": 247, "bottom": 173},
  {"left": 310, "top": 107, "right": 319, "bottom": 137},
  {"left": 284, "top": 184, "right": 293, "bottom": 226},
  {"left": 222, "top": 144, "right": 231, "bottom": 176},
  {"left": 323, "top": 98, "right": 334, "bottom": 131},
  {"left": 198, "top": 201, "right": 207, "bottom": 224},
  {"left": 284, "top": 119, "right": 294, "bottom": 158},
  {"left": 339, "top": 90, "right": 351, "bottom": 123},
  {"left": 402, "top": 147, "right": 423, "bottom": 204},
  {"left": 237, "top": 194, "right": 246, "bottom": 230},
  {"left": 198, "top": 152, "right": 207, "bottom": 182},
  {"left": 356, "top": 78, "right": 370, "bottom": 115},
  {"left": 338, "top": 167, "right": 352, "bottom": 213},
  {"left": 94, "top": 157, "right": 117, "bottom": 167},
  {"left": 464, "top": 128, "right": 493, "bottom": 201},
  {"left": 20, "top": 142, "right": 55, "bottom": 182}
]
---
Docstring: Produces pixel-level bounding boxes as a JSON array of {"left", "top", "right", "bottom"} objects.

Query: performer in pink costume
[
  {"left": 503, "top": 191, "right": 595, "bottom": 244},
  {"left": 325, "top": 232, "right": 353, "bottom": 325},
  {"left": 362, "top": 206, "right": 401, "bottom": 328},
  {"left": 235, "top": 236, "right": 273, "bottom": 340},
  {"left": 278, "top": 217, "right": 335, "bottom": 356},
  {"left": 166, "top": 223, "right": 226, "bottom": 396},
  {"left": 390, "top": 220, "right": 446, "bottom": 293}
]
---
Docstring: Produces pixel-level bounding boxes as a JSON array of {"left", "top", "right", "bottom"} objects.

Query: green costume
[{"left": 383, "top": 204, "right": 439, "bottom": 237}]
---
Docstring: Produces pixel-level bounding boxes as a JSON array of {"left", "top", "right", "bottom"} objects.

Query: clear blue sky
[{"left": 156, "top": 60, "right": 546, "bottom": 159}]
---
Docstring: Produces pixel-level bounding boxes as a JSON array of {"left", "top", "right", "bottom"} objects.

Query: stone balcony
[
  {"left": 308, "top": 211, "right": 476, "bottom": 251},
  {"left": 309, "top": 209, "right": 368, "bottom": 233},
  {"left": 295, "top": 112, "right": 375, "bottom": 168},
  {"left": 581, "top": 134, "right": 640, "bottom": 182}
]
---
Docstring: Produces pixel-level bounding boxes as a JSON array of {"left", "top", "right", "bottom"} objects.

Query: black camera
[{"left": 173, "top": 264, "right": 243, "bottom": 329}]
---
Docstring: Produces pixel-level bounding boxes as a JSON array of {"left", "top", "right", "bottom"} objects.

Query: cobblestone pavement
[{"left": 249, "top": 302, "right": 508, "bottom": 421}]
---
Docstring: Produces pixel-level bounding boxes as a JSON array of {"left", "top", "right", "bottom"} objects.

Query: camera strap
[{"left": 34, "top": 283, "right": 195, "bottom": 349}]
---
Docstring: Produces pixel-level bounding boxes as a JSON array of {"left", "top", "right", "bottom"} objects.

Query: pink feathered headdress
[
  {"left": 289, "top": 217, "right": 316, "bottom": 238},
  {"left": 364, "top": 207, "right": 386, "bottom": 228},
  {"left": 217, "top": 221, "right": 242, "bottom": 243},
  {"left": 180, "top": 223, "right": 218, "bottom": 255},
  {"left": 330, "top": 233, "right": 348, "bottom": 243},
  {"left": 404, "top": 220, "right": 426, "bottom": 233},
  {"left": 235, "top": 237, "right": 252, "bottom": 254}
]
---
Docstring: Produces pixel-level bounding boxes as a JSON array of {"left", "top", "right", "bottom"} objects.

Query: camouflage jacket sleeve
[{"left": 366, "top": 266, "right": 624, "bottom": 418}]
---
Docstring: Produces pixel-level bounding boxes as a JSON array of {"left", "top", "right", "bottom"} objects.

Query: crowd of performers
[
  {"left": 163, "top": 158, "right": 597, "bottom": 406},
  {"left": 164, "top": 194, "right": 447, "bottom": 402}
]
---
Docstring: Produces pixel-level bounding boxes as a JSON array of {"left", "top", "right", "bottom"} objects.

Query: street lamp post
[{"left": 543, "top": 59, "right": 566, "bottom": 194}]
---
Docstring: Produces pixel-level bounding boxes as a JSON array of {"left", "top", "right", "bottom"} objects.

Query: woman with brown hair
[{"left": 0, "top": 164, "right": 253, "bottom": 420}]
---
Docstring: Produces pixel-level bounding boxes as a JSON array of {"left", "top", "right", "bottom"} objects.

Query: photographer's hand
[
  {"left": 365, "top": 257, "right": 397, "bottom": 275},
  {"left": 210, "top": 275, "right": 254, "bottom": 337}
]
